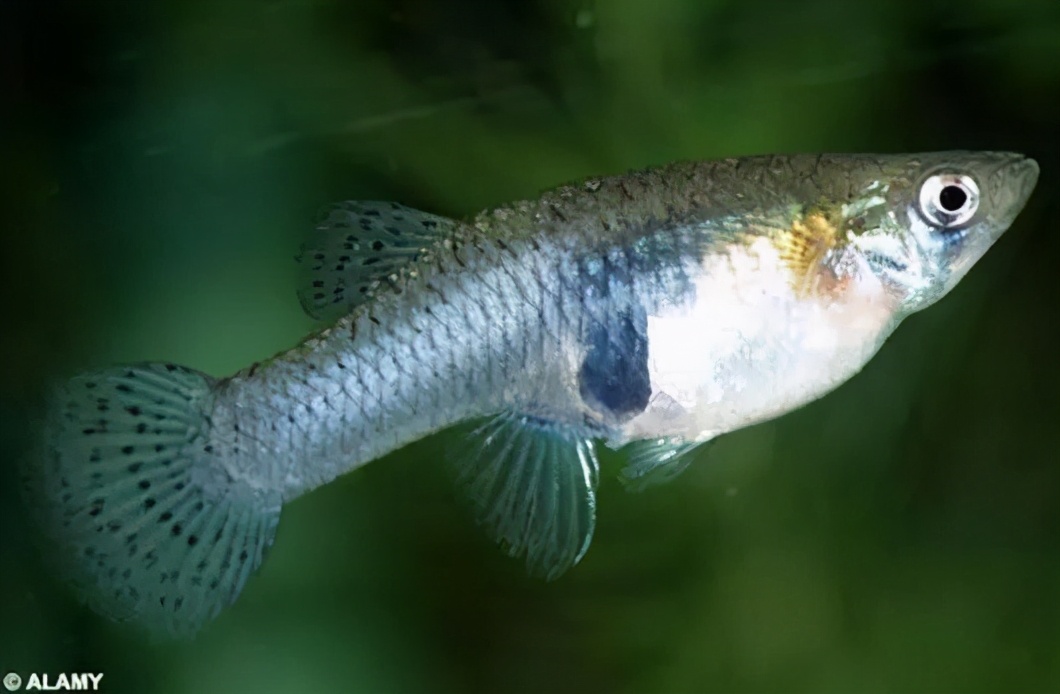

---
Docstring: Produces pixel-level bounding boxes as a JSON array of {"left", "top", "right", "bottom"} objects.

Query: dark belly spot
[{"left": 578, "top": 310, "right": 651, "bottom": 420}]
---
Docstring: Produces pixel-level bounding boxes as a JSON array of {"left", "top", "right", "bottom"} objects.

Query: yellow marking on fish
[{"left": 774, "top": 207, "right": 842, "bottom": 296}]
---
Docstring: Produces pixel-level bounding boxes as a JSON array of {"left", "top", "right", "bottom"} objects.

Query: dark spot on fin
[
  {"left": 579, "top": 308, "right": 651, "bottom": 421},
  {"left": 449, "top": 411, "right": 599, "bottom": 581},
  {"left": 296, "top": 200, "right": 457, "bottom": 322},
  {"left": 26, "top": 363, "right": 282, "bottom": 637},
  {"left": 619, "top": 438, "right": 708, "bottom": 492}
]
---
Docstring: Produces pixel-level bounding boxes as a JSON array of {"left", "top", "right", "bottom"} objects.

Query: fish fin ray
[
  {"left": 26, "top": 363, "right": 281, "bottom": 638},
  {"left": 451, "top": 412, "right": 599, "bottom": 580},
  {"left": 619, "top": 438, "right": 707, "bottom": 492},
  {"left": 296, "top": 200, "right": 456, "bottom": 321}
]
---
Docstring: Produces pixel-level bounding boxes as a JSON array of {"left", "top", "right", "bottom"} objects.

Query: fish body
[{"left": 30, "top": 151, "right": 1038, "bottom": 636}]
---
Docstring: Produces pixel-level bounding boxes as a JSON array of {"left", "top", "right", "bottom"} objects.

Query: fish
[{"left": 27, "top": 151, "right": 1038, "bottom": 637}]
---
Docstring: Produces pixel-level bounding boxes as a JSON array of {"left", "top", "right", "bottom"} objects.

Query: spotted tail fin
[{"left": 27, "top": 363, "right": 281, "bottom": 637}]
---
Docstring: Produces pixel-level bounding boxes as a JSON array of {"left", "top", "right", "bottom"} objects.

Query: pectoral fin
[
  {"left": 451, "top": 412, "right": 599, "bottom": 580},
  {"left": 619, "top": 437, "right": 707, "bottom": 492}
]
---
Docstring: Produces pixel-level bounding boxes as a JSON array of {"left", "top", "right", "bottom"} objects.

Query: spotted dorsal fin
[{"left": 296, "top": 201, "right": 456, "bottom": 321}]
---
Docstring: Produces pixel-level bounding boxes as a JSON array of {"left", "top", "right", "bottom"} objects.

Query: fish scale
[
  {"left": 235, "top": 236, "right": 567, "bottom": 498},
  {"left": 28, "top": 151, "right": 1038, "bottom": 636}
]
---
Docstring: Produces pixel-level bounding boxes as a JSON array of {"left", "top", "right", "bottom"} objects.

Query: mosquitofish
[{"left": 30, "top": 151, "right": 1038, "bottom": 636}]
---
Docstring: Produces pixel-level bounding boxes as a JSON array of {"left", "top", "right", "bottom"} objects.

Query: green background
[{"left": 2, "top": 0, "right": 1058, "bottom": 692}]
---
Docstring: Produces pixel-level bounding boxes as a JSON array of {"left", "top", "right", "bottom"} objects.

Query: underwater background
[{"left": 1, "top": 0, "right": 1058, "bottom": 692}]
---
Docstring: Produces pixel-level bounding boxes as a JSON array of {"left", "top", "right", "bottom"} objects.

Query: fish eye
[{"left": 918, "top": 173, "right": 979, "bottom": 228}]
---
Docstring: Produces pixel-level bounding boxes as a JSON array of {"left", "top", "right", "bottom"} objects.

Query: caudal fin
[{"left": 27, "top": 363, "right": 281, "bottom": 637}]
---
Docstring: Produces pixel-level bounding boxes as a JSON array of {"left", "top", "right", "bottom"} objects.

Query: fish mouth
[
  {"left": 965, "top": 152, "right": 1038, "bottom": 231},
  {"left": 939, "top": 153, "right": 1038, "bottom": 292},
  {"left": 1012, "top": 156, "right": 1040, "bottom": 203},
  {"left": 994, "top": 153, "right": 1040, "bottom": 214}
]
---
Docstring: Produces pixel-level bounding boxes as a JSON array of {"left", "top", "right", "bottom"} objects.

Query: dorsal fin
[{"left": 296, "top": 201, "right": 456, "bottom": 321}]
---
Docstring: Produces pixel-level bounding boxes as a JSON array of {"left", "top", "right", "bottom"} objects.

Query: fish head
[{"left": 831, "top": 151, "right": 1039, "bottom": 315}]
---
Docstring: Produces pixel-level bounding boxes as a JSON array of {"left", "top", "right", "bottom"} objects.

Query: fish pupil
[{"left": 938, "top": 185, "right": 967, "bottom": 212}]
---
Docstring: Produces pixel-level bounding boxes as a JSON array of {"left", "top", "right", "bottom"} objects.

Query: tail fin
[{"left": 27, "top": 363, "right": 281, "bottom": 637}]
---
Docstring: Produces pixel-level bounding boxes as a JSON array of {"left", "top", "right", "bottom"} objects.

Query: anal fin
[{"left": 451, "top": 412, "right": 599, "bottom": 580}]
